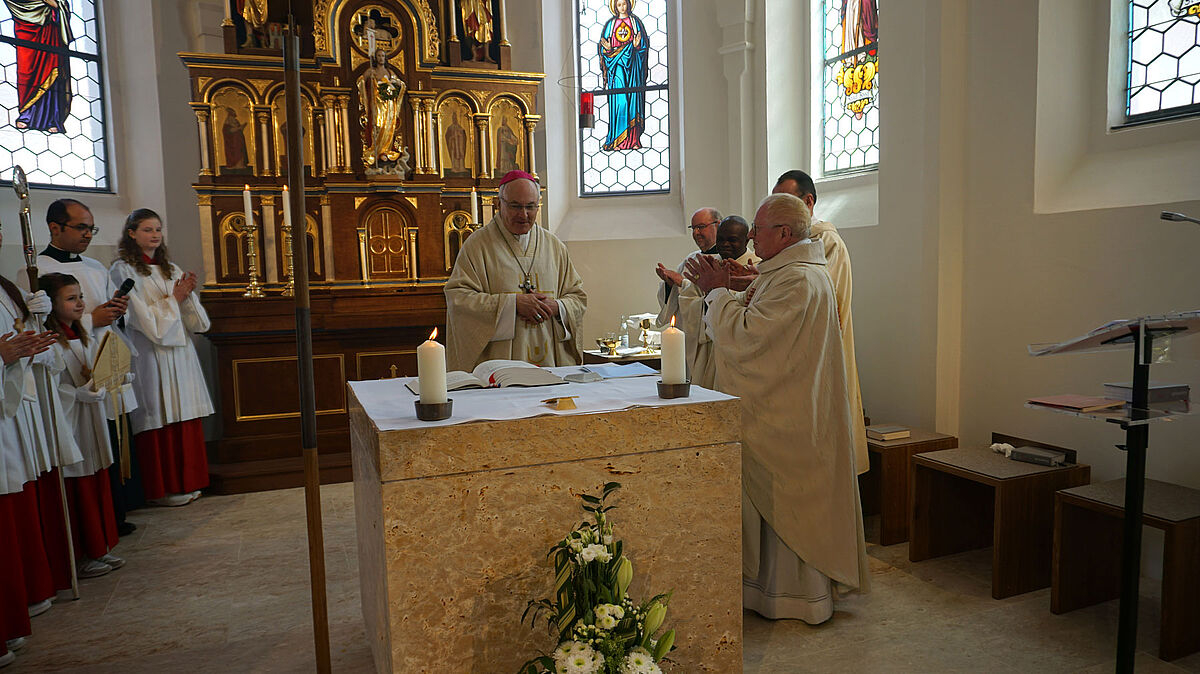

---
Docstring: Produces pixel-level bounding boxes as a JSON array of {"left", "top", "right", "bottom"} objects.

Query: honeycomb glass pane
[
  {"left": 1, "top": 1, "right": 108, "bottom": 190},
  {"left": 1126, "top": 0, "right": 1200, "bottom": 122},
  {"left": 577, "top": 0, "right": 671, "bottom": 196},
  {"left": 821, "top": 0, "right": 879, "bottom": 176}
]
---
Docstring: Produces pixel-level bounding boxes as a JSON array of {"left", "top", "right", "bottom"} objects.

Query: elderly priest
[
  {"left": 444, "top": 171, "right": 587, "bottom": 371},
  {"left": 688, "top": 193, "right": 868, "bottom": 625}
]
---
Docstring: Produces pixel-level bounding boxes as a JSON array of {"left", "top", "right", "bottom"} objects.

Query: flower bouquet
[{"left": 519, "top": 482, "right": 676, "bottom": 674}]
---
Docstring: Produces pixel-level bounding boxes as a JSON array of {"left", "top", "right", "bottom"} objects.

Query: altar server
[
  {"left": 444, "top": 171, "right": 587, "bottom": 371},
  {"left": 110, "top": 209, "right": 213, "bottom": 507},
  {"left": 40, "top": 273, "right": 124, "bottom": 578},
  {"left": 773, "top": 171, "right": 867, "bottom": 475},
  {"left": 0, "top": 256, "right": 73, "bottom": 638},
  {"left": 690, "top": 193, "right": 868, "bottom": 625},
  {"left": 677, "top": 216, "right": 759, "bottom": 388}
]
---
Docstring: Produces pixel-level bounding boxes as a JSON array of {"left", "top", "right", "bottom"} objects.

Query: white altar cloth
[{"left": 347, "top": 367, "right": 735, "bottom": 431}]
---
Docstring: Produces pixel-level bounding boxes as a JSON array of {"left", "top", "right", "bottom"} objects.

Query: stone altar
[{"left": 348, "top": 379, "right": 743, "bottom": 672}]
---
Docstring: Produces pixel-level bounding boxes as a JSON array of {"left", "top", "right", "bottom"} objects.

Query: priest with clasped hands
[
  {"left": 444, "top": 170, "right": 587, "bottom": 371},
  {"left": 688, "top": 193, "right": 869, "bottom": 625}
]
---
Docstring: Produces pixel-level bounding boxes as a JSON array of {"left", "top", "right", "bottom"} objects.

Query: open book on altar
[{"left": 404, "top": 359, "right": 566, "bottom": 395}]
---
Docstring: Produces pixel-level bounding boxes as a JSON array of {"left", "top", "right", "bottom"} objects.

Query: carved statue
[
  {"left": 358, "top": 48, "right": 410, "bottom": 176},
  {"left": 240, "top": 0, "right": 268, "bottom": 48},
  {"left": 460, "top": 0, "right": 493, "bottom": 62}
]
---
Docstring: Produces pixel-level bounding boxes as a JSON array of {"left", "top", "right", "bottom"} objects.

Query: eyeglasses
[
  {"left": 749, "top": 223, "right": 788, "bottom": 235},
  {"left": 502, "top": 200, "right": 539, "bottom": 213},
  {"left": 688, "top": 221, "right": 719, "bottom": 231},
  {"left": 62, "top": 223, "right": 99, "bottom": 235}
]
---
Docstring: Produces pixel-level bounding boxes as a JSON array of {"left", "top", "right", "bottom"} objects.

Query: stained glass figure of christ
[
  {"left": 598, "top": 0, "right": 648, "bottom": 150},
  {"left": 5, "top": 0, "right": 73, "bottom": 132}
]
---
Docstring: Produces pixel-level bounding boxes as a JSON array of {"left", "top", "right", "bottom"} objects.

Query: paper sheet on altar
[{"left": 348, "top": 366, "right": 736, "bottom": 431}]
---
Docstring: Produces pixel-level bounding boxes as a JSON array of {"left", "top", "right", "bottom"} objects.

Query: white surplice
[
  {"left": 54, "top": 315, "right": 115, "bottom": 478},
  {"left": 109, "top": 261, "right": 214, "bottom": 434}
]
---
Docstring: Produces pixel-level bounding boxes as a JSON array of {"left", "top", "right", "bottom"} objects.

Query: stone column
[
  {"left": 523, "top": 114, "right": 540, "bottom": 180},
  {"left": 254, "top": 107, "right": 272, "bottom": 176},
  {"left": 320, "top": 194, "right": 335, "bottom": 280},
  {"left": 314, "top": 107, "right": 328, "bottom": 176},
  {"left": 473, "top": 114, "right": 490, "bottom": 178},
  {"left": 428, "top": 103, "right": 440, "bottom": 176},
  {"left": 412, "top": 99, "right": 426, "bottom": 173},
  {"left": 193, "top": 104, "right": 213, "bottom": 175},
  {"left": 338, "top": 95, "right": 352, "bottom": 172},
  {"left": 197, "top": 195, "right": 217, "bottom": 285}
]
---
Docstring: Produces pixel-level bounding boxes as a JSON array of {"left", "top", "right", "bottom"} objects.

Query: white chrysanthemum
[
  {"left": 554, "top": 641, "right": 580, "bottom": 664},
  {"left": 571, "top": 642, "right": 592, "bottom": 654},
  {"left": 619, "top": 647, "right": 662, "bottom": 674},
  {"left": 579, "top": 544, "right": 612, "bottom": 563},
  {"left": 597, "top": 614, "right": 617, "bottom": 629},
  {"left": 560, "top": 650, "right": 604, "bottom": 674}
]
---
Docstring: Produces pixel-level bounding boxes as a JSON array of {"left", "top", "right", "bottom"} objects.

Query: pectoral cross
[{"left": 518, "top": 275, "right": 535, "bottom": 293}]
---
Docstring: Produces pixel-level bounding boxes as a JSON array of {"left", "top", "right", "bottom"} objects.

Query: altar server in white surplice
[
  {"left": 654, "top": 207, "right": 720, "bottom": 327},
  {"left": 676, "top": 216, "right": 759, "bottom": 389},
  {"left": 444, "top": 170, "right": 587, "bottom": 372},
  {"left": 689, "top": 193, "right": 868, "bottom": 625},
  {"left": 110, "top": 209, "right": 213, "bottom": 508},
  {"left": 773, "top": 170, "right": 868, "bottom": 476}
]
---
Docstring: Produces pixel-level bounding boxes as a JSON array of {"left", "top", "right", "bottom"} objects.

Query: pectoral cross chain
[{"left": 518, "top": 275, "right": 535, "bottom": 293}]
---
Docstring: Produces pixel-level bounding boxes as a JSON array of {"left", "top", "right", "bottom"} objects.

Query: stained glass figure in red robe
[{"left": 5, "top": 0, "right": 74, "bottom": 133}]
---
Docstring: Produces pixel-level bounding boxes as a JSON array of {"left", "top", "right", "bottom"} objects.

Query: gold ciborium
[{"left": 596, "top": 333, "right": 619, "bottom": 357}]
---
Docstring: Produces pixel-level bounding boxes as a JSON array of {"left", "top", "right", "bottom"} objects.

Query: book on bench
[
  {"left": 866, "top": 424, "right": 911, "bottom": 441},
  {"left": 405, "top": 359, "right": 565, "bottom": 395},
  {"left": 1027, "top": 394, "right": 1126, "bottom": 413}
]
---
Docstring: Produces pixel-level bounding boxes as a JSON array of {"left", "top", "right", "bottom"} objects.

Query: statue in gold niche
[
  {"left": 240, "top": 0, "right": 268, "bottom": 48},
  {"left": 357, "top": 47, "right": 410, "bottom": 176}
]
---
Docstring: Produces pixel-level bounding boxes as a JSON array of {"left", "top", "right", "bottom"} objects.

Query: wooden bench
[
  {"left": 909, "top": 433, "right": 1090, "bottom": 599},
  {"left": 1052, "top": 478, "right": 1200, "bottom": 661},
  {"left": 858, "top": 427, "right": 958, "bottom": 545}
]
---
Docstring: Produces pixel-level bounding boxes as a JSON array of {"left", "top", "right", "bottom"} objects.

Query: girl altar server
[
  {"left": 40, "top": 272, "right": 124, "bottom": 577},
  {"left": 0, "top": 256, "right": 73, "bottom": 664},
  {"left": 110, "top": 209, "right": 213, "bottom": 507}
]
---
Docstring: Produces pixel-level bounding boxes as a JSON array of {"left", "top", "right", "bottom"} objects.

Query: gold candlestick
[
  {"left": 238, "top": 216, "right": 265, "bottom": 298},
  {"left": 281, "top": 221, "right": 296, "bottom": 297}
]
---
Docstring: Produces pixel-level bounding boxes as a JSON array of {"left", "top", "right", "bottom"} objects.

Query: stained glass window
[
  {"left": 0, "top": 0, "right": 109, "bottom": 190},
  {"left": 1126, "top": 0, "right": 1200, "bottom": 124},
  {"left": 575, "top": 0, "right": 670, "bottom": 197},
  {"left": 820, "top": 0, "right": 879, "bottom": 176}
]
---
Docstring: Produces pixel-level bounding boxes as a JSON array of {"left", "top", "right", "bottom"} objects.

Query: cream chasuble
[
  {"left": 706, "top": 240, "right": 868, "bottom": 592},
  {"left": 676, "top": 248, "right": 759, "bottom": 389},
  {"left": 444, "top": 217, "right": 586, "bottom": 372},
  {"left": 812, "top": 219, "right": 867, "bottom": 475}
]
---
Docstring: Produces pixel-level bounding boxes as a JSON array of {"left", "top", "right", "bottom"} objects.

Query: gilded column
[
  {"left": 192, "top": 104, "right": 213, "bottom": 176},
  {"left": 498, "top": 0, "right": 510, "bottom": 46},
  {"left": 197, "top": 195, "right": 217, "bottom": 285},
  {"left": 428, "top": 101, "right": 440, "bottom": 176},
  {"left": 314, "top": 107, "right": 328, "bottom": 176},
  {"left": 412, "top": 98, "right": 426, "bottom": 173},
  {"left": 320, "top": 194, "right": 335, "bottom": 280},
  {"left": 323, "top": 95, "right": 338, "bottom": 170},
  {"left": 254, "top": 107, "right": 272, "bottom": 176},
  {"left": 446, "top": 0, "right": 459, "bottom": 44},
  {"left": 260, "top": 194, "right": 279, "bottom": 284},
  {"left": 523, "top": 114, "right": 541, "bottom": 180},
  {"left": 473, "top": 114, "right": 490, "bottom": 178},
  {"left": 338, "top": 95, "right": 352, "bottom": 172}
]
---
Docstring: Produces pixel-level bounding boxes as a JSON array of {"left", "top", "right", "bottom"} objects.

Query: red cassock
[
  {"left": 136, "top": 418, "right": 208, "bottom": 500},
  {"left": 65, "top": 470, "right": 119, "bottom": 561}
]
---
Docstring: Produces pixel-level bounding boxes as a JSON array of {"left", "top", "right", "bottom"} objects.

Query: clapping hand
[
  {"left": 654, "top": 263, "right": 683, "bottom": 287},
  {"left": 0, "top": 330, "right": 58, "bottom": 365},
  {"left": 683, "top": 255, "right": 730, "bottom": 294},
  {"left": 723, "top": 259, "right": 759, "bottom": 291},
  {"left": 172, "top": 271, "right": 198, "bottom": 303}
]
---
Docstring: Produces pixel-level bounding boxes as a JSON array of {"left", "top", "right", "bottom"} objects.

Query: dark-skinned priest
[
  {"left": 687, "top": 193, "right": 868, "bottom": 625},
  {"left": 444, "top": 170, "right": 587, "bottom": 371}
]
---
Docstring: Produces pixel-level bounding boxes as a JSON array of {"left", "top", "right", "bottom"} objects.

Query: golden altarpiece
[{"left": 181, "top": 0, "right": 541, "bottom": 492}]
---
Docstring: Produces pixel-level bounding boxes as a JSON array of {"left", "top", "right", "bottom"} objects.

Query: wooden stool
[
  {"left": 1052, "top": 479, "right": 1200, "bottom": 661},
  {"left": 909, "top": 434, "right": 1090, "bottom": 599},
  {"left": 859, "top": 427, "right": 958, "bottom": 545}
]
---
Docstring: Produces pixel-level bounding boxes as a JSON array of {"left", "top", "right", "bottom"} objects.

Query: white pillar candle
[
  {"left": 417, "top": 328, "right": 447, "bottom": 404},
  {"left": 660, "top": 317, "right": 687, "bottom": 385},
  {"left": 470, "top": 188, "right": 480, "bottom": 223},
  {"left": 243, "top": 186, "right": 254, "bottom": 229},
  {"left": 281, "top": 185, "right": 293, "bottom": 229}
]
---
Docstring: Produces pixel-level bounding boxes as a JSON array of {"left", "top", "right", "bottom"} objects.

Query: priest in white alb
[
  {"left": 689, "top": 193, "right": 868, "bottom": 625},
  {"left": 676, "top": 215, "right": 759, "bottom": 388},
  {"left": 444, "top": 171, "right": 587, "bottom": 371},
  {"left": 653, "top": 207, "right": 720, "bottom": 327}
]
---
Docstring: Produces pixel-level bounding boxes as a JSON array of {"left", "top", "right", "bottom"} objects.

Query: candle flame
[
  {"left": 430, "top": 327, "right": 438, "bottom": 340},
  {"left": 670, "top": 316, "right": 676, "bottom": 327},
  {"left": 282, "top": 185, "right": 288, "bottom": 192},
  {"left": 244, "top": 184, "right": 249, "bottom": 190}
]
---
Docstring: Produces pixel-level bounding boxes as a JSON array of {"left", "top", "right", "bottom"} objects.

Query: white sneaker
[
  {"left": 187, "top": 490, "right": 202, "bottom": 503},
  {"left": 77, "top": 559, "right": 113, "bottom": 579},
  {"left": 97, "top": 553, "right": 125, "bottom": 569},
  {"left": 148, "top": 493, "right": 194, "bottom": 507},
  {"left": 0, "top": 650, "right": 14, "bottom": 667},
  {"left": 4, "top": 638, "right": 25, "bottom": 651},
  {"left": 27, "top": 599, "right": 52, "bottom": 618}
]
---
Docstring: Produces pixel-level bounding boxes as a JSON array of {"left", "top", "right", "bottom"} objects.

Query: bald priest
[{"left": 444, "top": 171, "right": 587, "bottom": 371}]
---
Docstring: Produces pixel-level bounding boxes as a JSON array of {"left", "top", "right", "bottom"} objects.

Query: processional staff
[{"left": 12, "top": 165, "right": 80, "bottom": 599}]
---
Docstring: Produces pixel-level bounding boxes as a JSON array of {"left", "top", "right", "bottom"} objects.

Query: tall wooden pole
[{"left": 283, "top": 9, "right": 331, "bottom": 672}]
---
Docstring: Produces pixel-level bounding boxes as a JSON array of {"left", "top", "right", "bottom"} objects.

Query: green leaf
[
  {"left": 580, "top": 494, "right": 601, "bottom": 504},
  {"left": 652, "top": 629, "right": 675, "bottom": 662}
]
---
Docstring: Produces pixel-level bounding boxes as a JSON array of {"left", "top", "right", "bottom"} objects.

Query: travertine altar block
[{"left": 348, "top": 388, "right": 743, "bottom": 673}]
